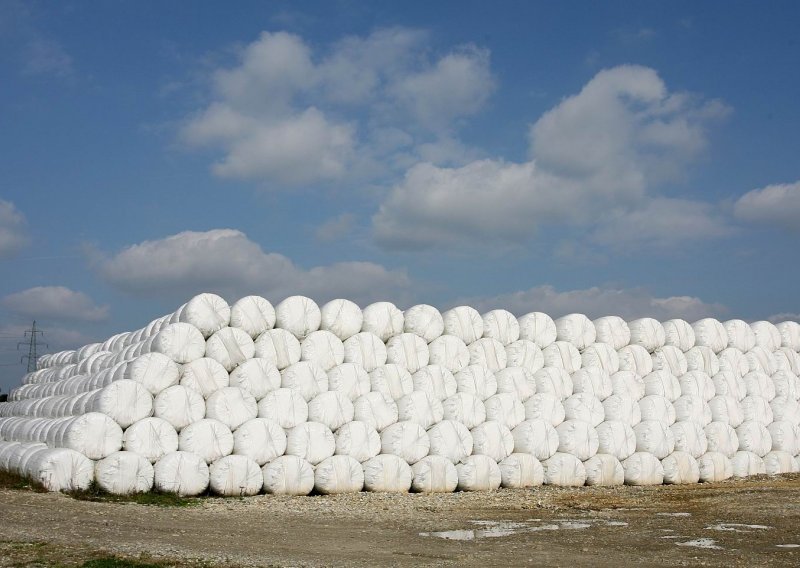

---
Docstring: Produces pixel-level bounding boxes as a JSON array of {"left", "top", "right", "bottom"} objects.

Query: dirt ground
[{"left": 1, "top": 475, "right": 799, "bottom": 567}]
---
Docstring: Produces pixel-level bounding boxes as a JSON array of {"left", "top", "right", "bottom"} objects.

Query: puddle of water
[
  {"left": 776, "top": 544, "right": 800, "bottom": 548},
  {"left": 658, "top": 512, "right": 691, "bottom": 517},
  {"left": 561, "top": 522, "right": 591, "bottom": 530},
  {"left": 605, "top": 521, "right": 629, "bottom": 527},
  {"left": 705, "top": 523, "right": 772, "bottom": 532},
  {"left": 676, "top": 538, "right": 723, "bottom": 550},
  {"left": 420, "top": 518, "right": 626, "bottom": 541},
  {"left": 419, "top": 530, "right": 475, "bottom": 541},
  {"left": 528, "top": 524, "right": 560, "bottom": 532}
]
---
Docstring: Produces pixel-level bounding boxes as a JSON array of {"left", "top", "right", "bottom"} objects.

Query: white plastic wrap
[
  {"left": 638, "top": 395, "right": 676, "bottom": 426},
  {"left": 427, "top": 419, "right": 473, "bottom": 463},
  {"left": 571, "top": 368, "right": 613, "bottom": 401},
  {"left": 397, "top": 391, "right": 444, "bottom": 429},
  {"left": 670, "top": 420, "right": 707, "bottom": 458},
  {"left": 30, "top": 448, "right": 94, "bottom": 492},
  {"left": 228, "top": 358, "right": 281, "bottom": 401},
  {"left": 275, "top": 296, "right": 321, "bottom": 340},
  {"left": 233, "top": 418, "right": 286, "bottom": 465},
  {"left": 718, "top": 348, "right": 751, "bottom": 381},
  {"left": 92, "top": 379, "right": 154, "bottom": 429},
  {"left": 542, "top": 341, "right": 582, "bottom": 373},
  {"left": 660, "top": 451, "right": 700, "bottom": 484},
  {"left": 386, "top": 333, "right": 430, "bottom": 373},
  {"left": 470, "top": 421, "right": 514, "bottom": 462},
  {"left": 777, "top": 321, "right": 800, "bottom": 351},
  {"left": 708, "top": 395, "right": 744, "bottom": 427},
  {"left": 261, "top": 455, "right": 314, "bottom": 495},
  {"left": 442, "top": 306, "right": 484, "bottom": 345},
  {"left": 353, "top": 392, "right": 399, "bottom": 431},
  {"left": 362, "top": 454, "right": 413, "bottom": 493},
  {"left": 643, "top": 370, "right": 681, "bottom": 402},
  {"left": 307, "top": 391, "right": 355, "bottom": 431},
  {"left": 685, "top": 346, "right": 721, "bottom": 376},
  {"left": 411, "top": 455, "right": 459, "bottom": 492},
  {"left": 772, "top": 370, "right": 800, "bottom": 400},
  {"left": 763, "top": 450, "right": 799, "bottom": 475},
  {"left": 482, "top": 309, "right": 520, "bottom": 346},
  {"left": 61, "top": 412, "right": 123, "bottom": 459},
  {"left": 455, "top": 365, "right": 498, "bottom": 401},
  {"left": 740, "top": 395, "right": 774, "bottom": 425},
  {"left": 555, "top": 314, "right": 596, "bottom": 350},
  {"left": 442, "top": 392, "right": 486, "bottom": 429},
  {"left": 556, "top": 419, "right": 599, "bottom": 460},
  {"left": 564, "top": 393, "right": 605, "bottom": 426},
  {"left": 651, "top": 346, "right": 688, "bottom": 377},
  {"left": 751, "top": 320, "right": 782, "bottom": 352},
  {"left": 730, "top": 450, "right": 766, "bottom": 478},
  {"left": 300, "top": 330, "right": 345, "bottom": 371},
  {"left": 319, "top": 299, "right": 363, "bottom": 341},
  {"left": 229, "top": 295, "right": 275, "bottom": 339},
  {"left": 209, "top": 454, "right": 262, "bottom": 496},
  {"left": 622, "top": 452, "right": 664, "bottom": 485},
  {"left": 712, "top": 370, "right": 746, "bottom": 402},
  {"left": 314, "top": 455, "right": 365, "bottom": 494},
  {"left": 745, "top": 346, "right": 778, "bottom": 375},
  {"left": 610, "top": 371, "right": 645, "bottom": 402},
  {"left": 456, "top": 454, "right": 502, "bottom": 491},
  {"left": 154, "top": 323, "right": 207, "bottom": 364},
  {"left": 542, "top": 452, "right": 586, "bottom": 486},
  {"left": 404, "top": 304, "right": 444, "bottom": 343},
  {"left": 428, "top": 335, "right": 470, "bottom": 373},
  {"left": 704, "top": 421, "right": 739, "bottom": 458},
  {"left": 595, "top": 420, "right": 636, "bottom": 460},
  {"left": 281, "top": 361, "right": 328, "bottom": 402},
  {"left": 204, "top": 386, "right": 258, "bottom": 431},
  {"left": 334, "top": 421, "right": 381, "bottom": 462},
  {"left": 518, "top": 312, "right": 557, "bottom": 349},
  {"left": 205, "top": 327, "right": 255, "bottom": 373},
  {"left": 736, "top": 420, "right": 772, "bottom": 457},
  {"left": 593, "top": 316, "right": 631, "bottom": 350},
  {"left": 180, "top": 357, "right": 229, "bottom": 399},
  {"left": 342, "top": 331, "right": 387, "bottom": 372},
  {"left": 178, "top": 418, "right": 234, "bottom": 464},
  {"left": 505, "top": 340, "right": 544, "bottom": 375},
  {"left": 524, "top": 393, "right": 566, "bottom": 426},
  {"left": 285, "top": 422, "right": 336, "bottom": 465},
  {"left": 692, "top": 319, "right": 729, "bottom": 354},
  {"left": 580, "top": 343, "right": 620, "bottom": 375},
  {"left": 534, "top": 367, "right": 573, "bottom": 401},
  {"left": 484, "top": 393, "right": 525, "bottom": 429},
  {"left": 95, "top": 451, "right": 154, "bottom": 494},
  {"left": 180, "top": 293, "right": 230, "bottom": 338},
  {"left": 767, "top": 420, "right": 800, "bottom": 454},
  {"left": 154, "top": 451, "right": 209, "bottom": 496},
  {"left": 153, "top": 385, "right": 206, "bottom": 431},
  {"left": 774, "top": 348, "right": 800, "bottom": 375},
  {"left": 492, "top": 368, "right": 534, "bottom": 404},
  {"left": 361, "top": 302, "right": 404, "bottom": 342},
  {"left": 628, "top": 318, "right": 666, "bottom": 353},
  {"left": 380, "top": 420, "right": 429, "bottom": 464},
  {"left": 327, "top": 363, "right": 371, "bottom": 401},
  {"left": 511, "top": 419, "right": 559, "bottom": 460},
  {"left": 617, "top": 345, "right": 653, "bottom": 376},
  {"left": 697, "top": 451, "right": 732, "bottom": 482},
  {"left": 673, "top": 395, "right": 712, "bottom": 426},
  {"left": 633, "top": 420, "right": 675, "bottom": 459},
  {"left": 125, "top": 352, "right": 180, "bottom": 395},
  {"left": 679, "top": 371, "right": 716, "bottom": 402},
  {"left": 771, "top": 396, "right": 800, "bottom": 425},
  {"left": 469, "top": 338, "right": 508, "bottom": 372},
  {"left": 583, "top": 453, "right": 624, "bottom": 486},
  {"left": 253, "top": 328, "right": 302, "bottom": 370},
  {"left": 499, "top": 453, "right": 545, "bottom": 488},
  {"left": 663, "top": 319, "right": 696, "bottom": 352},
  {"left": 743, "top": 371, "right": 776, "bottom": 402},
  {"left": 123, "top": 417, "right": 179, "bottom": 463}
]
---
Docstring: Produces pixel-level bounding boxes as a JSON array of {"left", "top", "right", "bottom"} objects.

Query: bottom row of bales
[{"left": 2, "top": 438, "right": 798, "bottom": 496}]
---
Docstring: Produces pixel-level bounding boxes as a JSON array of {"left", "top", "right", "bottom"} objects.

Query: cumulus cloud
[
  {"left": 768, "top": 312, "right": 800, "bottom": 324},
  {"left": 733, "top": 181, "right": 800, "bottom": 230},
  {"left": 374, "top": 65, "right": 731, "bottom": 250},
  {"left": 2, "top": 286, "right": 109, "bottom": 322},
  {"left": 0, "top": 199, "right": 30, "bottom": 258},
  {"left": 181, "top": 28, "right": 495, "bottom": 185},
  {"left": 315, "top": 213, "right": 356, "bottom": 242},
  {"left": 457, "top": 284, "right": 727, "bottom": 321},
  {"left": 89, "top": 229, "right": 412, "bottom": 306}
]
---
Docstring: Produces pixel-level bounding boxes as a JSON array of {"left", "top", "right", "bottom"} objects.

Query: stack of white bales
[{"left": 1, "top": 293, "right": 799, "bottom": 495}]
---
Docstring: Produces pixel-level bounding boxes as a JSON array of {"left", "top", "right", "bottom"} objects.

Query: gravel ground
[{"left": 1, "top": 474, "right": 799, "bottom": 567}]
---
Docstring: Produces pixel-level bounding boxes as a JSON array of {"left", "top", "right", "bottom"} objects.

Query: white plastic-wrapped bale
[
  {"left": 204, "top": 387, "right": 257, "bottom": 431},
  {"left": 595, "top": 420, "right": 636, "bottom": 460},
  {"left": 362, "top": 454, "right": 413, "bottom": 493},
  {"left": 505, "top": 339, "right": 544, "bottom": 375},
  {"left": 482, "top": 309, "right": 520, "bottom": 346},
  {"left": 524, "top": 393, "right": 565, "bottom": 426},
  {"left": 697, "top": 451, "right": 733, "bottom": 482},
  {"left": 763, "top": 450, "right": 799, "bottom": 475},
  {"left": 334, "top": 421, "right": 381, "bottom": 462},
  {"left": 669, "top": 420, "right": 708, "bottom": 458},
  {"left": 261, "top": 455, "right": 314, "bottom": 495},
  {"left": 154, "top": 323, "right": 207, "bottom": 364},
  {"left": 692, "top": 319, "right": 728, "bottom": 354},
  {"left": 403, "top": 304, "right": 444, "bottom": 343},
  {"left": 92, "top": 379, "right": 153, "bottom": 429},
  {"left": 743, "top": 371, "right": 776, "bottom": 402},
  {"left": 633, "top": 420, "right": 675, "bottom": 459},
  {"left": 319, "top": 299, "right": 362, "bottom": 341},
  {"left": 745, "top": 346, "right": 778, "bottom": 375},
  {"left": 499, "top": 453, "right": 545, "bottom": 488},
  {"left": 313, "top": 455, "right": 365, "bottom": 494},
  {"left": 361, "top": 302, "right": 404, "bottom": 342},
  {"left": 342, "top": 332, "right": 387, "bottom": 372},
  {"left": 125, "top": 352, "right": 180, "bottom": 395},
  {"left": 180, "top": 357, "right": 229, "bottom": 399},
  {"left": 628, "top": 318, "right": 666, "bottom": 353},
  {"left": 484, "top": 393, "right": 525, "bottom": 429},
  {"left": 564, "top": 393, "right": 605, "bottom": 427},
  {"left": 327, "top": 363, "right": 371, "bottom": 401},
  {"left": 736, "top": 420, "right": 772, "bottom": 457},
  {"left": 468, "top": 338, "right": 508, "bottom": 372},
  {"left": 275, "top": 296, "right": 321, "bottom": 340},
  {"left": 533, "top": 367, "right": 573, "bottom": 401},
  {"left": 123, "top": 417, "right": 179, "bottom": 463},
  {"left": 369, "top": 364, "right": 413, "bottom": 401},
  {"left": 154, "top": 451, "right": 209, "bottom": 496},
  {"left": 411, "top": 455, "right": 458, "bottom": 493},
  {"left": 580, "top": 343, "right": 620, "bottom": 375},
  {"left": 772, "top": 370, "right": 800, "bottom": 400},
  {"left": 651, "top": 346, "right": 688, "bottom": 377},
  {"left": 233, "top": 418, "right": 286, "bottom": 465},
  {"left": 661, "top": 451, "right": 700, "bottom": 484},
  {"left": 679, "top": 371, "right": 716, "bottom": 402},
  {"left": 542, "top": 341, "right": 582, "bottom": 373},
  {"left": 228, "top": 358, "right": 281, "bottom": 401},
  {"left": 456, "top": 454, "right": 502, "bottom": 491},
  {"left": 673, "top": 395, "right": 712, "bottom": 426},
  {"left": 751, "top": 321, "right": 782, "bottom": 352},
  {"left": 353, "top": 392, "right": 399, "bottom": 432},
  {"left": 740, "top": 395, "right": 774, "bottom": 425},
  {"left": 685, "top": 346, "right": 721, "bottom": 377},
  {"left": 180, "top": 293, "right": 230, "bottom": 338},
  {"left": 205, "top": 327, "right": 254, "bottom": 373},
  {"left": 380, "top": 421, "right": 429, "bottom": 464},
  {"left": 583, "top": 453, "right": 624, "bottom": 486},
  {"left": 307, "top": 391, "right": 355, "bottom": 431},
  {"left": 397, "top": 391, "right": 443, "bottom": 429},
  {"left": 610, "top": 371, "right": 645, "bottom": 402},
  {"left": 518, "top": 312, "right": 557, "bottom": 349},
  {"left": 495, "top": 367, "right": 536, "bottom": 403},
  {"left": 178, "top": 419, "right": 233, "bottom": 464},
  {"left": 442, "top": 306, "right": 484, "bottom": 345},
  {"left": 617, "top": 345, "right": 653, "bottom": 377},
  {"left": 643, "top": 370, "right": 681, "bottom": 402},
  {"left": 29, "top": 448, "right": 94, "bottom": 492},
  {"left": 209, "top": 454, "right": 262, "bottom": 496},
  {"left": 718, "top": 347, "right": 750, "bottom": 379},
  {"left": 708, "top": 395, "right": 744, "bottom": 427},
  {"left": 428, "top": 335, "right": 470, "bottom": 373},
  {"left": 556, "top": 419, "right": 599, "bottom": 460},
  {"left": 154, "top": 385, "right": 206, "bottom": 431},
  {"left": 470, "top": 421, "right": 514, "bottom": 462},
  {"left": 777, "top": 321, "right": 800, "bottom": 351},
  {"left": 386, "top": 333, "right": 430, "bottom": 373},
  {"left": 60, "top": 412, "right": 123, "bottom": 460},
  {"left": 253, "top": 329, "right": 301, "bottom": 370},
  {"left": 731, "top": 450, "right": 766, "bottom": 478},
  {"left": 771, "top": 396, "right": 800, "bottom": 425},
  {"left": 281, "top": 361, "right": 328, "bottom": 402},
  {"left": 571, "top": 368, "right": 613, "bottom": 401},
  {"left": 229, "top": 295, "right": 275, "bottom": 339},
  {"left": 555, "top": 314, "right": 596, "bottom": 350},
  {"left": 511, "top": 419, "right": 559, "bottom": 461},
  {"left": 285, "top": 422, "right": 336, "bottom": 465},
  {"left": 427, "top": 419, "right": 473, "bottom": 463},
  {"left": 442, "top": 392, "right": 486, "bottom": 429},
  {"left": 775, "top": 348, "right": 800, "bottom": 375},
  {"left": 622, "top": 452, "right": 664, "bottom": 485},
  {"left": 454, "top": 365, "right": 498, "bottom": 401},
  {"left": 542, "top": 452, "right": 586, "bottom": 486},
  {"left": 593, "top": 316, "right": 631, "bottom": 350},
  {"left": 95, "top": 451, "right": 154, "bottom": 494},
  {"left": 704, "top": 421, "right": 739, "bottom": 458},
  {"left": 767, "top": 420, "right": 800, "bottom": 454},
  {"left": 712, "top": 370, "right": 746, "bottom": 402},
  {"left": 411, "top": 366, "right": 457, "bottom": 403},
  {"left": 300, "top": 330, "right": 344, "bottom": 371}
]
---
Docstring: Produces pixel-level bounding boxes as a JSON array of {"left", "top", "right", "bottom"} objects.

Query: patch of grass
[
  {"left": 0, "top": 469, "right": 47, "bottom": 492},
  {"left": 66, "top": 482, "right": 200, "bottom": 507},
  {"left": 81, "top": 557, "right": 166, "bottom": 568}
]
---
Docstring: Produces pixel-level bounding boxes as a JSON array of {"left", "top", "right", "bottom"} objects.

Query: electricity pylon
[{"left": 18, "top": 321, "right": 47, "bottom": 373}]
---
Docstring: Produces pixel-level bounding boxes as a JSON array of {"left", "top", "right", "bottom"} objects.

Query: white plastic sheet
[
  {"left": 669, "top": 420, "right": 708, "bottom": 458},
  {"left": 495, "top": 367, "right": 537, "bottom": 402},
  {"left": 180, "top": 293, "right": 230, "bottom": 338},
  {"left": 767, "top": 420, "right": 800, "bottom": 454},
  {"left": 380, "top": 420, "right": 429, "bottom": 464},
  {"left": 229, "top": 295, "right": 275, "bottom": 339},
  {"left": 663, "top": 319, "right": 696, "bottom": 352},
  {"left": 730, "top": 450, "right": 766, "bottom": 478},
  {"left": 275, "top": 296, "right": 321, "bottom": 340},
  {"left": 232, "top": 418, "right": 286, "bottom": 465},
  {"left": 456, "top": 454, "right": 502, "bottom": 491},
  {"left": 253, "top": 328, "right": 302, "bottom": 370},
  {"left": 327, "top": 363, "right": 371, "bottom": 401},
  {"left": 320, "top": 299, "right": 363, "bottom": 341},
  {"left": 353, "top": 392, "right": 399, "bottom": 432},
  {"left": 471, "top": 420, "right": 514, "bottom": 462},
  {"left": 482, "top": 309, "right": 520, "bottom": 346},
  {"left": 533, "top": 367, "right": 573, "bottom": 401},
  {"left": 622, "top": 452, "right": 664, "bottom": 485},
  {"left": 154, "top": 451, "right": 209, "bottom": 496},
  {"left": 92, "top": 380, "right": 154, "bottom": 429},
  {"left": 524, "top": 393, "right": 566, "bottom": 426},
  {"left": 285, "top": 422, "right": 336, "bottom": 465},
  {"left": 651, "top": 346, "right": 688, "bottom": 378},
  {"left": 571, "top": 368, "right": 613, "bottom": 401},
  {"left": 633, "top": 420, "right": 675, "bottom": 459},
  {"left": 427, "top": 419, "right": 473, "bottom": 463},
  {"left": 307, "top": 391, "right": 355, "bottom": 431},
  {"left": 580, "top": 343, "right": 620, "bottom": 375},
  {"left": 205, "top": 327, "right": 255, "bottom": 373},
  {"left": 455, "top": 365, "right": 498, "bottom": 401},
  {"left": 583, "top": 453, "right": 624, "bottom": 486},
  {"left": 697, "top": 451, "right": 732, "bottom": 482},
  {"left": 209, "top": 454, "right": 263, "bottom": 496},
  {"left": 564, "top": 393, "right": 605, "bottom": 427},
  {"left": 62, "top": 412, "right": 123, "bottom": 460},
  {"left": 178, "top": 418, "right": 234, "bottom": 464},
  {"left": 396, "top": 391, "right": 444, "bottom": 430},
  {"left": 617, "top": 345, "right": 653, "bottom": 377},
  {"left": 661, "top": 451, "right": 700, "bottom": 484},
  {"left": 777, "top": 321, "right": 800, "bottom": 351},
  {"left": 751, "top": 321, "right": 782, "bottom": 352},
  {"left": 300, "top": 330, "right": 345, "bottom": 371},
  {"left": 361, "top": 302, "right": 404, "bottom": 342},
  {"left": 95, "top": 451, "right": 154, "bottom": 494},
  {"left": 334, "top": 421, "right": 381, "bottom": 462},
  {"left": 686, "top": 345, "right": 723, "bottom": 377},
  {"left": 469, "top": 338, "right": 508, "bottom": 372},
  {"left": 281, "top": 361, "right": 329, "bottom": 402},
  {"left": 154, "top": 323, "right": 207, "bottom": 364},
  {"left": 593, "top": 316, "right": 631, "bottom": 350},
  {"left": 228, "top": 358, "right": 281, "bottom": 401},
  {"left": 542, "top": 452, "right": 586, "bottom": 486},
  {"left": 123, "top": 417, "right": 179, "bottom": 463},
  {"left": 643, "top": 370, "right": 681, "bottom": 402},
  {"left": 595, "top": 420, "right": 636, "bottom": 460},
  {"left": 314, "top": 455, "right": 365, "bottom": 494},
  {"left": 403, "top": 304, "right": 444, "bottom": 343},
  {"left": 763, "top": 450, "right": 799, "bottom": 475},
  {"left": 511, "top": 419, "right": 559, "bottom": 460},
  {"left": 556, "top": 419, "right": 599, "bottom": 460},
  {"left": 442, "top": 306, "right": 484, "bottom": 345},
  {"left": 153, "top": 385, "right": 206, "bottom": 431},
  {"left": 735, "top": 420, "right": 772, "bottom": 457},
  {"left": 411, "top": 455, "right": 458, "bottom": 493},
  {"left": 555, "top": 314, "right": 596, "bottom": 350},
  {"left": 499, "top": 453, "right": 544, "bottom": 488},
  {"left": 484, "top": 393, "right": 525, "bottom": 429},
  {"left": 369, "top": 364, "right": 413, "bottom": 401},
  {"left": 518, "top": 312, "right": 557, "bottom": 349},
  {"left": 125, "top": 352, "right": 180, "bottom": 395},
  {"left": 261, "top": 455, "right": 314, "bottom": 495},
  {"left": 542, "top": 341, "right": 582, "bottom": 373},
  {"left": 708, "top": 395, "right": 744, "bottom": 427},
  {"left": 362, "top": 454, "right": 413, "bottom": 493},
  {"left": 386, "top": 333, "right": 430, "bottom": 373},
  {"left": 704, "top": 421, "right": 739, "bottom": 458},
  {"left": 428, "top": 335, "right": 470, "bottom": 373},
  {"left": 441, "top": 392, "right": 486, "bottom": 429},
  {"left": 342, "top": 332, "right": 387, "bottom": 372},
  {"left": 610, "top": 372, "right": 645, "bottom": 402},
  {"left": 628, "top": 318, "right": 666, "bottom": 353},
  {"left": 179, "top": 357, "right": 229, "bottom": 399}
]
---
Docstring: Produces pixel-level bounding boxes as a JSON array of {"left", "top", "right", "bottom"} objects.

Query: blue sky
[{"left": 1, "top": 1, "right": 799, "bottom": 391}]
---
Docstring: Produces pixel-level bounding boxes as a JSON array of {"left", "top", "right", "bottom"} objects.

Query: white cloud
[
  {"left": 181, "top": 28, "right": 495, "bottom": 186},
  {"left": 0, "top": 199, "right": 30, "bottom": 258},
  {"left": 2, "top": 286, "right": 109, "bottom": 322},
  {"left": 458, "top": 284, "right": 727, "bottom": 321},
  {"left": 89, "top": 229, "right": 412, "bottom": 307},
  {"left": 315, "top": 213, "right": 355, "bottom": 242},
  {"left": 768, "top": 313, "right": 800, "bottom": 324},
  {"left": 374, "top": 65, "right": 731, "bottom": 251},
  {"left": 733, "top": 181, "right": 800, "bottom": 230}
]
